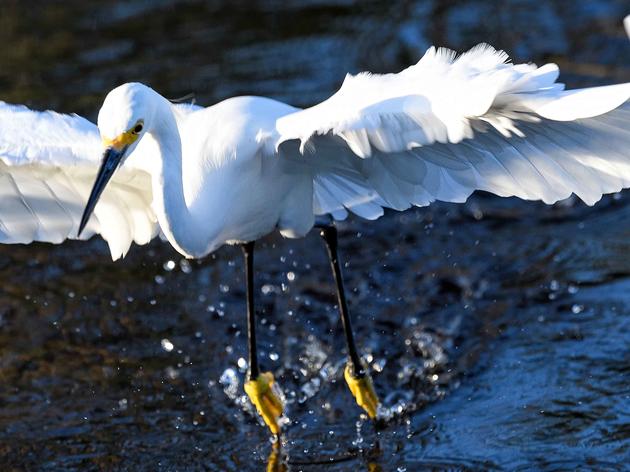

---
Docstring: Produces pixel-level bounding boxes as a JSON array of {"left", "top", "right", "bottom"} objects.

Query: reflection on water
[{"left": 0, "top": 1, "right": 629, "bottom": 470}]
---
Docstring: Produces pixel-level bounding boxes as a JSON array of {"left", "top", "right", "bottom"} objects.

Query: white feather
[
  {"left": 1, "top": 44, "right": 630, "bottom": 261},
  {"left": 274, "top": 45, "right": 630, "bottom": 218},
  {"left": 0, "top": 101, "right": 157, "bottom": 259}
]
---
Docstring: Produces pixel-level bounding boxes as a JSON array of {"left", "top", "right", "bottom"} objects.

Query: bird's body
[
  {"left": 2, "top": 43, "right": 630, "bottom": 437},
  {"left": 124, "top": 91, "right": 311, "bottom": 257},
  {"left": 176, "top": 96, "right": 312, "bottom": 251}
]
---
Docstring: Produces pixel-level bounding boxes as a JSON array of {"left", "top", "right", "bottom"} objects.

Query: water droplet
[
  {"left": 154, "top": 275, "right": 165, "bottom": 285},
  {"left": 180, "top": 259, "right": 192, "bottom": 274},
  {"left": 161, "top": 338, "right": 174, "bottom": 352},
  {"left": 219, "top": 284, "right": 230, "bottom": 293},
  {"left": 165, "top": 366, "right": 179, "bottom": 379},
  {"left": 219, "top": 367, "right": 239, "bottom": 399},
  {"left": 237, "top": 357, "right": 248, "bottom": 370},
  {"left": 269, "top": 352, "right": 279, "bottom": 361},
  {"left": 287, "top": 271, "right": 296, "bottom": 282},
  {"left": 163, "top": 260, "right": 176, "bottom": 271},
  {"left": 571, "top": 304, "right": 584, "bottom": 314}
]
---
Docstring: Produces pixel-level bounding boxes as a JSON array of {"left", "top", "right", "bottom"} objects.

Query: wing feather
[
  {"left": 0, "top": 101, "right": 157, "bottom": 259},
  {"left": 273, "top": 44, "right": 630, "bottom": 219}
]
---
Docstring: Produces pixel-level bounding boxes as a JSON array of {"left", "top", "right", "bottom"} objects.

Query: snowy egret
[{"left": 1, "top": 44, "right": 630, "bottom": 436}]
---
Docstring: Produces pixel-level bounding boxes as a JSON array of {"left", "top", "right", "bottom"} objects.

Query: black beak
[{"left": 78, "top": 146, "right": 127, "bottom": 237}]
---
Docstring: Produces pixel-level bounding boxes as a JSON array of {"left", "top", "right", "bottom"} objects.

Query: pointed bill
[{"left": 78, "top": 146, "right": 127, "bottom": 236}]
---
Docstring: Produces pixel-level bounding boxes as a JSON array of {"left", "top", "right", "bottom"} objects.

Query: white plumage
[
  {"left": 0, "top": 102, "right": 157, "bottom": 257},
  {"left": 1, "top": 44, "right": 629, "bottom": 260}
]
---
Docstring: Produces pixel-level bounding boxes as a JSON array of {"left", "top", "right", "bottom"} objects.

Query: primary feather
[{"left": 275, "top": 44, "right": 630, "bottom": 218}]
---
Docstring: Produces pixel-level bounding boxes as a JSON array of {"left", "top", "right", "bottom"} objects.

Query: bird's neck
[{"left": 149, "top": 97, "right": 211, "bottom": 258}]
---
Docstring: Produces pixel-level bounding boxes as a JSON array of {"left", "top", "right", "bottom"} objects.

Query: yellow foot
[
  {"left": 244, "top": 371, "right": 284, "bottom": 435},
  {"left": 344, "top": 363, "right": 380, "bottom": 419}
]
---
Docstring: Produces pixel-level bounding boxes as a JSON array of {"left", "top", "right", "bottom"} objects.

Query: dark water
[{"left": 1, "top": 1, "right": 630, "bottom": 470}]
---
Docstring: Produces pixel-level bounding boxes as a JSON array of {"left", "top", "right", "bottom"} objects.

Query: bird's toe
[
  {"left": 344, "top": 363, "right": 379, "bottom": 419},
  {"left": 244, "top": 371, "right": 284, "bottom": 435}
]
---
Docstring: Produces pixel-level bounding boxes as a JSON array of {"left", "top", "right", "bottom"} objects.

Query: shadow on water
[{"left": 0, "top": 1, "right": 629, "bottom": 470}]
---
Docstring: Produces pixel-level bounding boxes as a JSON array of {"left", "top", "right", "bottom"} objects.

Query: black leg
[
  {"left": 242, "top": 241, "right": 259, "bottom": 380},
  {"left": 242, "top": 241, "right": 284, "bottom": 435},
  {"left": 318, "top": 224, "right": 365, "bottom": 378}
]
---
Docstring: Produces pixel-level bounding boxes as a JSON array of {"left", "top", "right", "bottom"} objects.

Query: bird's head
[{"left": 79, "top": 83, "right": 154, "bottom": 237}]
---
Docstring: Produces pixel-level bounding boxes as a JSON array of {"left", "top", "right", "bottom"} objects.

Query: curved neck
[{"left": 148, "top": 96, "right": 210, "bottom": 258}]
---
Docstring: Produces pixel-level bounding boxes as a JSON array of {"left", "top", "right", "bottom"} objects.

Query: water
[{"left": 1, "top": 1, "right": 629, "bottom": 470}]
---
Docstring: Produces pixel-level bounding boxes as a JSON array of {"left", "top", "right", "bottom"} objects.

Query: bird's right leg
[
  {"left": 318, "top": 224, "right": 380, "bottom": 420},
  {"left": 241, "top": 241, "right": 284, "bottom": 436}
]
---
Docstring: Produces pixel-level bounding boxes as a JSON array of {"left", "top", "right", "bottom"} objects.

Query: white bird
[{"left": 1, "top": 44, "right": 630, "bottom": 435}]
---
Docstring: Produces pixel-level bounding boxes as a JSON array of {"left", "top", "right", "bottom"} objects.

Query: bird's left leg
[
  {"left": 241, "top": 242, "right": 284, "bottom": 436},
  {"left": 318, "top": 224, "right": 380, "bottom": 419}
]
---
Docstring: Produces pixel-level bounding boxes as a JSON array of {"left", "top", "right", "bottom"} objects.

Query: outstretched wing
[
  {"left": 275, "top": 44, "right": 630, "bottom": 220},
  {"left": 0, "top": 101, "right": 157, "bottom": 259}
]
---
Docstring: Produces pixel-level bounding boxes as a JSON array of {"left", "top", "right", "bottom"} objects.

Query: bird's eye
[{"left": 133, "top": 123, "right": 143, "bottom": 134}]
